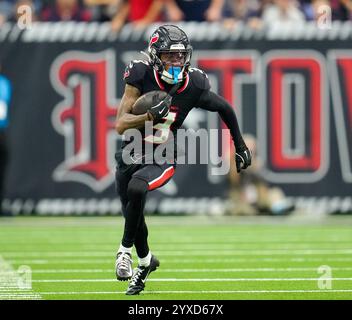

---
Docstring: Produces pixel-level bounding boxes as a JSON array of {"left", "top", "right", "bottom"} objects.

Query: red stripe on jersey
[
  {"left": 148, "top": 166, "right": 175, "bottom": 190},
  {"left": 153, "top": 69, "right": 165, "bottom": 90},
  {"left": 177, "top": 74, "right": 189, "bottom": 94}
]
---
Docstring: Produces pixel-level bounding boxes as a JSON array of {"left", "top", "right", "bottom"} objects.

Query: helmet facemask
[
  {"left": 147, "top": 25, "right": 193, "bottom": 85},
  {"left": 159, "top": 47, "right": 191, "bottom": 84}
]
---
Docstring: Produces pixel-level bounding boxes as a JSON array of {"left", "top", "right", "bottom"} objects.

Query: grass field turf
[{"left": 0, "top": 215, "right": 351, "bottom": 300}]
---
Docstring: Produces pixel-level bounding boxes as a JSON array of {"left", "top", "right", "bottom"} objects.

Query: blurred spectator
[
  {"left": 312, "top": 0, "right": 331, "bottom": 20},
  {"left": 13, "top": 0, "right": 40, "bottom": 22},
  {"left": 299, "top": 0, "right": 315, "bottom": 20},
  {"left": 299, "top": 0, "right": 332, "bottom": 21},
  {"left": 227, "top": 134, "right": 295, "bottom": 216},
  {"left": 41, "top": 0, "right": 92, "bottom": 22},
  {"left": 0, "top": 0, "right": 40, "bottom": 25},
  {"left": 222, "top": 0, "right": 263, "bottom": 29},
  {"left": 223, "top": 0, "right": 260, "bottom": 21},
  {"left": 331, "top": 0, "right": 352, "bottom": 20},
  {"left": 0, "top": 65, "right": 12, "bottom": 214},
  {"left": 84, "top": 0, "right": 121, "bottom": 22},
  {"left": 111, "top": 0, "right": 164, "bottom": 32},
  {"left": 165, "top": 0, "right": 224, "bottom": 22},
  {"left": 262, "top": 0, "right": 306, "bottom": 26},
  {"left": 0, "top": 1, "right": 13, "bottom": 26},
  {"left": 1, "top": 0, "right": 351, "bottom": 24}
]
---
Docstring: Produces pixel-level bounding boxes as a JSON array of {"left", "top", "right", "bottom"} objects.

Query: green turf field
[{"left": 0, "top": 215, "right": 351, "bottom": 300}]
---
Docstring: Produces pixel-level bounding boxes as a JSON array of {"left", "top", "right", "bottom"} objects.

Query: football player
[{"left": 115, "top": 25, "right": 251, "bottom": 295}]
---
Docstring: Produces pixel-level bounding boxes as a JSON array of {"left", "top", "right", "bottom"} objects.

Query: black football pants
[{"left": 115, "top": 152, "right": 175, "bottom": 258}]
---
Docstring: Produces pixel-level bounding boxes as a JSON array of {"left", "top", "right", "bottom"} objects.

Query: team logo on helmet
[
  {"left": 149, "top": 33, "right": 159, "bottom": 47},
  {"left": 123, "top": 67, "right": 130, "bottom": 79}
]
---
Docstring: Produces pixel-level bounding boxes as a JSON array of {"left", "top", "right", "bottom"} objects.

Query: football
[{"left": 131, "top": 90, "right": 168, "bottom": 115}]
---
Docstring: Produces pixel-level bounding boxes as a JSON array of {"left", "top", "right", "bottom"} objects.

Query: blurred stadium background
[{"left": 0, "top": 0, "right": 352, "bottom": 300}]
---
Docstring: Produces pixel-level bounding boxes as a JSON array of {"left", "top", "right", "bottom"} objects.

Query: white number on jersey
[{"left": 144, "top": 111, "right": 177, "bottom": 144}]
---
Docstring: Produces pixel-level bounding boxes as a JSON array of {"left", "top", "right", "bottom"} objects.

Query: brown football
[{"left": 131, "top": 90, "right": 168, "bottom": 115}]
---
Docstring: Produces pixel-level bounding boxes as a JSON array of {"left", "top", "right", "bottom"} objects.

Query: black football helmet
[{"left": 147, "top": 25, "right": 192, "bottom": 85}]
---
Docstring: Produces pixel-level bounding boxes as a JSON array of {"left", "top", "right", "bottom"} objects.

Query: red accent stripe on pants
[{"left": 148, "top": 166, "right": 175, "bottom": 191}]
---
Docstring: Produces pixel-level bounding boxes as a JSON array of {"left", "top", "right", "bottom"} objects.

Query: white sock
[
  {"left": 138, "top": 251, "right": 151, "bottom": 267},
  {"left": 118, "top": 244, "right": 132, "bottom": 255}
]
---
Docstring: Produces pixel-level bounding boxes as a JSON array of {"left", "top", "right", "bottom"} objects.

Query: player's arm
[
  {"left": 115, "top": 84, "right": 150, "bottom": 135},
  {"left": 197, "top": 90, "right": 251, "bottom": 172}
]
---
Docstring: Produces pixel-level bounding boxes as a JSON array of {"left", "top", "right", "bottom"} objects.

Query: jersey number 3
[{"left": 144, "top": 111, "right": 177, "bottom": 144}]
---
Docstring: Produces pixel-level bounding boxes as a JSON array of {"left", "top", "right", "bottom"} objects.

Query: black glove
[
  {"left": 148, "top": 95, "right": 172, "bottom": 121},
  {"left": 235, "top": 145, "right": 252, "bottom": 173}
]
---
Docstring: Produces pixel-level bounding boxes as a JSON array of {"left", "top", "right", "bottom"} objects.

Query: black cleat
[
  {"left": 125, "top": 255, "right": 160, "bottom": 295},
  {"left": 115, "top": 252, "right": 133, "bottom": 281}
]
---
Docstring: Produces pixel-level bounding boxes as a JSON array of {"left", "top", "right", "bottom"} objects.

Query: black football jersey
[{"left": 121, "top": 60, "right": 210, "bottom": 158}]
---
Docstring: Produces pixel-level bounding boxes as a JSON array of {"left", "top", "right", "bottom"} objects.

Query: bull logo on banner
[{"left": 50, "top": 50, "right": 119, "bottom": 192}]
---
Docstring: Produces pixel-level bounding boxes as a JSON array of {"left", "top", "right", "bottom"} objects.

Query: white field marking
[
  {"left": 2, "top": 246, "right": 352, "bottom": 252},
  {"left": 2, "top": 249, "right": 352, "bottom": 257},
  {"left": 3, "top": 244, "right": 352, "bottom": 250},
  {"left": 0, "top": 288, "right": 28, "bottom": 292},
  {"left": 0, "top": 255, "right": 42, "bottom": 300},
  {"left": 2, "top": 241, "right": 352, "bottom": 249},
  {"left": 2, "top": 239, "right": 352, "bottom": 245},
  {"left": 3, "top": 246, "right": 352, "bottom": 254},
  {"left": 2, "top": 238, "right": 352, "bottom": 242},
  {"left": 0, "top": 218, "right": 350, "bottom": 228},
  {"left": 38, "top": 289, "right": 352, "bottom": 295},
  {"left": 30, "top": 277, "right": 352, "bottom": 283},
  {"left": 2, "top": 240, "right": 352, "bottom": 245},
  {"left": 28, "top": 267, "right": 352, "bottom": 273},
  {"left": 8, "top": 246, "right": 352, "bottom": 252},
  {"left": 7, "top": 257, "right": 352, "bottom": 264},
  {"left": 0, "top": 295, "right": 43, "bottom": 300}
]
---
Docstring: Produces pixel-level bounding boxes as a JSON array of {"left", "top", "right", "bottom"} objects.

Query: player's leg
[
  {"left": 114, "top": 167, "right": 134, "bottom": 281},
  {"left": 130, "top": 163, "right": 175, "bottom": 259},
  {"left": 125, "top": 163, "right": 175, "bottom": 295},
  {"left": 115, "top": 152, "right": 162, "bottom": 282},
  {"left": 134, "top": 209, "right": 149, "bottom": 260},
  {"left": 120, "top": 176, "right": 149, "bottom": 249}
]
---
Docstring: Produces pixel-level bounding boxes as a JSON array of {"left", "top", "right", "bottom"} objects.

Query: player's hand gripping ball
[{"left": 131, "top": 90, "right": 171, "bottom": 121}]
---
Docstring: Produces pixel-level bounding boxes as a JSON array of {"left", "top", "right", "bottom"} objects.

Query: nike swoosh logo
[
  {"left": 131, "top": 154, "right": 144, "bottom": 163},
  {"left": 151, "top": 101, "right": 163, "bottom": 109},
  {"left": 159, "top": 107, "right": 165, "bottom": 114},
  {"left": 142, "top": 270, "right": 151, "bottom": 283},
  {"left": 236, "top": 153, "right": 244, "bottom": 163}
]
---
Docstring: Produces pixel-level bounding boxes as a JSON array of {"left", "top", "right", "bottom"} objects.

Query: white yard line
[
  {"left": 6, "top": 257, "right": 352, "bottom": 264},
  {"left": 0, "top": 214, "right": 351, "bottom": 226},
  {"left": 2, "top": 240, "right": 352, "bottom": 246},
  {"left": 3, "top": 244, "right": 352, "bottom": 248},
  {"left": 28, "top": 267, "right": 352, "bottom": 273},
  {"left": 0, "top": 295, "right": 43, "bottom": 300},
  {"left": 31, "top": 277, "right": 352, "bottom": 283},
  {"left": 0, "top": 255, "right": 42, "bottom": 300},
  {"left": 2, "top": 249, "right": 352, "bottom": 257},
  {"left": 0, "top": 216, "right": 350, "bottom": 227},
  {"left": 38, "top": 289, "right": 352, "bottom": 295}
]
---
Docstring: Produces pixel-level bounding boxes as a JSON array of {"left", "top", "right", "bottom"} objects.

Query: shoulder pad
[
  {"left": 123, "top": 60, "right": 150, "bottom": 91},
  {"left": 189, "top": 67, "right": 211, "bottom": 91}
]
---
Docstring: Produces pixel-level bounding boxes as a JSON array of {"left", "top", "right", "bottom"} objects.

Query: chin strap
[{"left": 161, "top": 66, "right": 184, "bottom": 84}]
